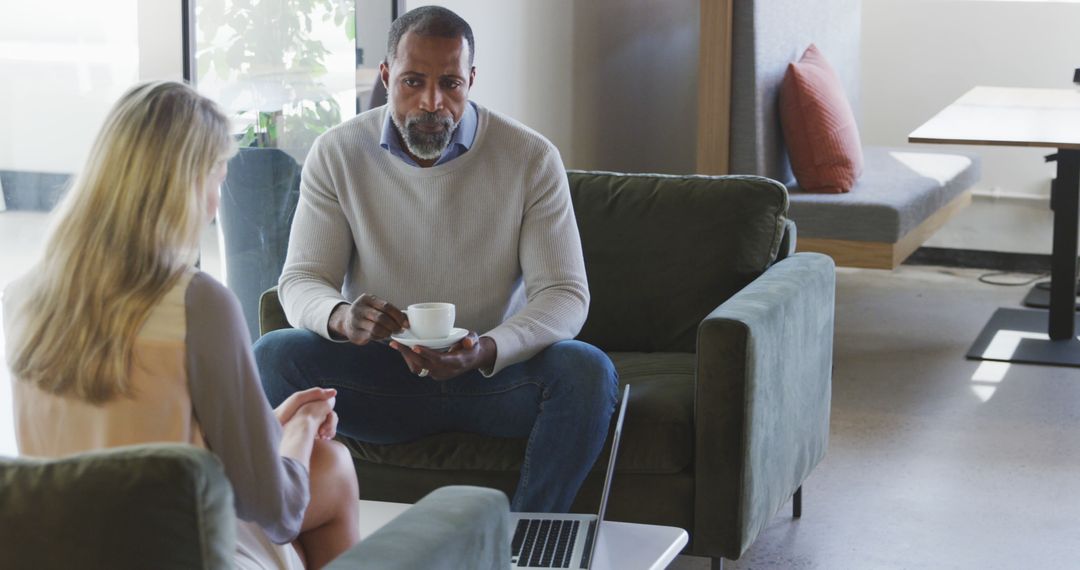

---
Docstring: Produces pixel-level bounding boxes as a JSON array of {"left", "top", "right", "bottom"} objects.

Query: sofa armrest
[
  {"left": 259, "top": 286, "right": 291, "bottom": 336},
  {"left": 0, "top": 444, "right": 236, "bottom": 570},
  {"left": 777, "top": 219, "right": 797, "bottom": 261},
  {"left": 693, "top": 252, "right": 835, "bottom": 559},
  {"left": 326, "top": 486, "right": 511, "bottom": 570}
]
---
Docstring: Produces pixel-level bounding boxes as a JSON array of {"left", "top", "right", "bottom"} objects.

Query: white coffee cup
[{"left": 406, "top": 302, "right": 456, "bottom": 340}]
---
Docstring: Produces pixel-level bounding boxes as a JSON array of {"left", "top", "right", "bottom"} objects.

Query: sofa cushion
[
  {"left": 787, "top": 146, "right": 980, "bottom": 242},
  {"left": 779, "top": 44, "right": 863, "bottom": 193},
  {"left": 729, "top": 0, "right": 862, "bottom": 186},
  {"left": 602, "top": 352, "right": 695, "bottom": 474},
  {"left": 567, "top": 171, "right": 788, "bottom": 353},
  {"left": 341, "top": 352, "right": 695, "bottom": 475}
]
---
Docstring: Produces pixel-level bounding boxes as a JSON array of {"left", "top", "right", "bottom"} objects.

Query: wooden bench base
[{"left": 796, "top": 190, "right": 972, "bottom": 269}]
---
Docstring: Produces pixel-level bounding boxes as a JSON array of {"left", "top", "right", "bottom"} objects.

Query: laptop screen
[{"left": 589, "top": 383, "right": 630, "bottom": 560}]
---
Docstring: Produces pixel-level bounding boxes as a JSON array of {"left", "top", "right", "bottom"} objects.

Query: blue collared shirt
[{"left": 380, "top": 101, "right": 478, "bottom": 167}]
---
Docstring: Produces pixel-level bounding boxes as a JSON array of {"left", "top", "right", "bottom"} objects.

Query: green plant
[{"left": 196, "top": 0, "right": 355, "bottom": 150}]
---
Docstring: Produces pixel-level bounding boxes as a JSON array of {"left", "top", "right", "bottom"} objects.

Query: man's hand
[
  {"left": 274, "top": 387, "right": 339, "bottom": 440},
  {"left": 389, "top": 333, "right": 497, "bottom": 381},
  {"left": 329, "top": 293, "right": 409, "bottom": 345}
]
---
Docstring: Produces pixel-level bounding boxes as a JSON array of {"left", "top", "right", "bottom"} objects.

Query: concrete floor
[{"left": 672, "top": 266, "right": 1080, "bottom": 570}]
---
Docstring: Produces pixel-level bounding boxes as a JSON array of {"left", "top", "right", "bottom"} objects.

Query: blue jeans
[{"left": 253, "top": 330, "right": 619, "bottom": 512}]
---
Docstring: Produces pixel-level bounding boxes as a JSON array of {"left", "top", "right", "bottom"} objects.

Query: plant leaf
[
  {"left": 240, "top": 125, "right": 257, "bottom": 148},
  {"left": 345, "top": 13, "right": 355, "bottom": 41}
]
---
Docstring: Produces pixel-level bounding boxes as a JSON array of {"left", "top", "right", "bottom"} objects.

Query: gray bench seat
[
  {"left": 788, "top": 146, "right": 980, "bottom": 268},
  {"left": 727, "top": 0, "right": 980, "bottom": 269}
]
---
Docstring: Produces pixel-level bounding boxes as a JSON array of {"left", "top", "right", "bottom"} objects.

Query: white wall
[
  {"left": 862, "top": 0, "right": 1080, "bottom": 254},
  {"left": 137, "top": 1, "right": 184, "bottom": 82},
  {"left": 405, "top": 0, "right": 699, "bottom": 174},
  {"left": 570, "top": 0, "right": 698, "bottom": 174}
]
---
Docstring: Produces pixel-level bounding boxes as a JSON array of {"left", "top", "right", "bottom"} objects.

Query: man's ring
[{"left": 418, "top": 368, "right": 430, "bottom": 377}]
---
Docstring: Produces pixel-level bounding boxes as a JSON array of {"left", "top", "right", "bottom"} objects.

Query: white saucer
[{"left": 390, "top": 327, "right": 469, "bottom": 351}]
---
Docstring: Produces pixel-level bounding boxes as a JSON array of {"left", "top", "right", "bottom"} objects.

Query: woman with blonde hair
[{"left": 3, "top": 81, "right": 359, "bottom": 569}]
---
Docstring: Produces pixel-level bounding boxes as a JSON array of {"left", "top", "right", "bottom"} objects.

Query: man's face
[{"left": 380, "top": 31, "right": 475, "bottom": 162}]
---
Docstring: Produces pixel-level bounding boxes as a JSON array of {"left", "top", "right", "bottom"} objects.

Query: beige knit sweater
[{"left": 279, "top": 103, "right": 589, "bottom": 374}]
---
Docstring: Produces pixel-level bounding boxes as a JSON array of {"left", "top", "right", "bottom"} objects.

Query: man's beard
[{"left": 391, "top": 105, "right": 459, "bottom": 161}]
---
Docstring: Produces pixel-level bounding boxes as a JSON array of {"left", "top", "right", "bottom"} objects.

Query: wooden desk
[
  {"left": 358, "top": 500, "right": 689, "bottom": 570},
  {"left": 910, "top": 86, "right": 1080, "bottom": 366}
]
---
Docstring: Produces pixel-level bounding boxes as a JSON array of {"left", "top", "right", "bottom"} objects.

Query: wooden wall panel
[{"left": 696, "top": 0, "right": 733, "bottom": 175}]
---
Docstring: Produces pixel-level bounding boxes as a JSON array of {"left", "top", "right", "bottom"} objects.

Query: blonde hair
[{"left": 9, "top": 81, "right": 235, "bottom": 404}]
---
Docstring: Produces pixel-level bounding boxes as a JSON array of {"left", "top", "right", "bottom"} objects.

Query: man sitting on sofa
[{"left": 254, "top": 5, "right": 619, "bottom": 513}]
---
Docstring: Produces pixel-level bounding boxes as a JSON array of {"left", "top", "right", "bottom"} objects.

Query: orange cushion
[{"left": 779, "top": 44, "right": 863, "bottom": 193}]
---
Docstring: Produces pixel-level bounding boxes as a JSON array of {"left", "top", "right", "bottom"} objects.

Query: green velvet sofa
[
  {"left": 0, "top": 444, "right": 511, "bottom": 569},
  {"left": 259, "top": 170, "right": 836, "bottom": 565}
]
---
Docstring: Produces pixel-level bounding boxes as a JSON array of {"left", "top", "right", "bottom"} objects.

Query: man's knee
[
  {"left": 253, "top": 329, "right": 321, "bottom": 405},
  {"left": 254, "top": 329, "right": 300, "bottom": 368},
  {"left": 539, "top": 340, "right": 618, "bottom": 408}
]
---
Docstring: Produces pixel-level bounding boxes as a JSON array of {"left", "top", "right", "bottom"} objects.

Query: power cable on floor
[{"left": 976, "top": 271, "right": 1050, "bottom": 286}]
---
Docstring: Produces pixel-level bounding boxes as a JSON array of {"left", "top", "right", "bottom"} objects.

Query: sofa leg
[
  {"left": 711, "top": 557, "right": 724, "bottom": 570},
  {"left": 793, "top": 485, "right": 803, "bottom": 518}
]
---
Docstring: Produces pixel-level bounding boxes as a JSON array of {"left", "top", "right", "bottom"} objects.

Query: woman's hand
[
  {"left": 275, "top": 387, "right": 338, "bottom": 439},
  {"left": 292, "top": 397, "right": 339, "bottom": 440},
  {"left": 277, "top": 393, "right": 338, "bottom": 469}
]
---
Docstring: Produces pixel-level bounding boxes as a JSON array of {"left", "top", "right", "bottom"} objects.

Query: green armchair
[
  {"left": 0, "top": 444, "right": 511, "bottom": 570},
  {"left": 259, "top": 170, "right": 836, "bottom": 564}
]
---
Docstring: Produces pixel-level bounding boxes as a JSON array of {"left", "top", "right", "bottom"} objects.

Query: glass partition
[
  {"left": 194, "top": 0, "right": 360, "bottom": 165},
  {"left": 190, "top": 0, "right": 395, "bottom": 338}
]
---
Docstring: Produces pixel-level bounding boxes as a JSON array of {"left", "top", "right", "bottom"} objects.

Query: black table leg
[
  {"left": 967, "top": 148, "right": 1080, "bottom": 367},
  {"left": 1049, "top": 149, "right": 1080, "bottom": 339},
  {"left": 1020, "top": 280, "right": 1079, "bottom": 311}
]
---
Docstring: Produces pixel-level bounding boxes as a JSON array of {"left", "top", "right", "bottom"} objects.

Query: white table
[
  {"left": 909, "top": 86, "right": 1080, "bottom": 367},
  {"left": 358, "top": 500, "right": 689, "bottom": 570}
]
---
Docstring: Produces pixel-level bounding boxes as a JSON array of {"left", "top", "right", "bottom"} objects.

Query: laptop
[{"left": 509, "top": 384, "right": 630, "bottom": 569}]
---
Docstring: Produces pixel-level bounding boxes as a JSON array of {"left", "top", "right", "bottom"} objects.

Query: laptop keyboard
[{"left": 511, "top": 518, "right": 589, "bottom": 568}]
